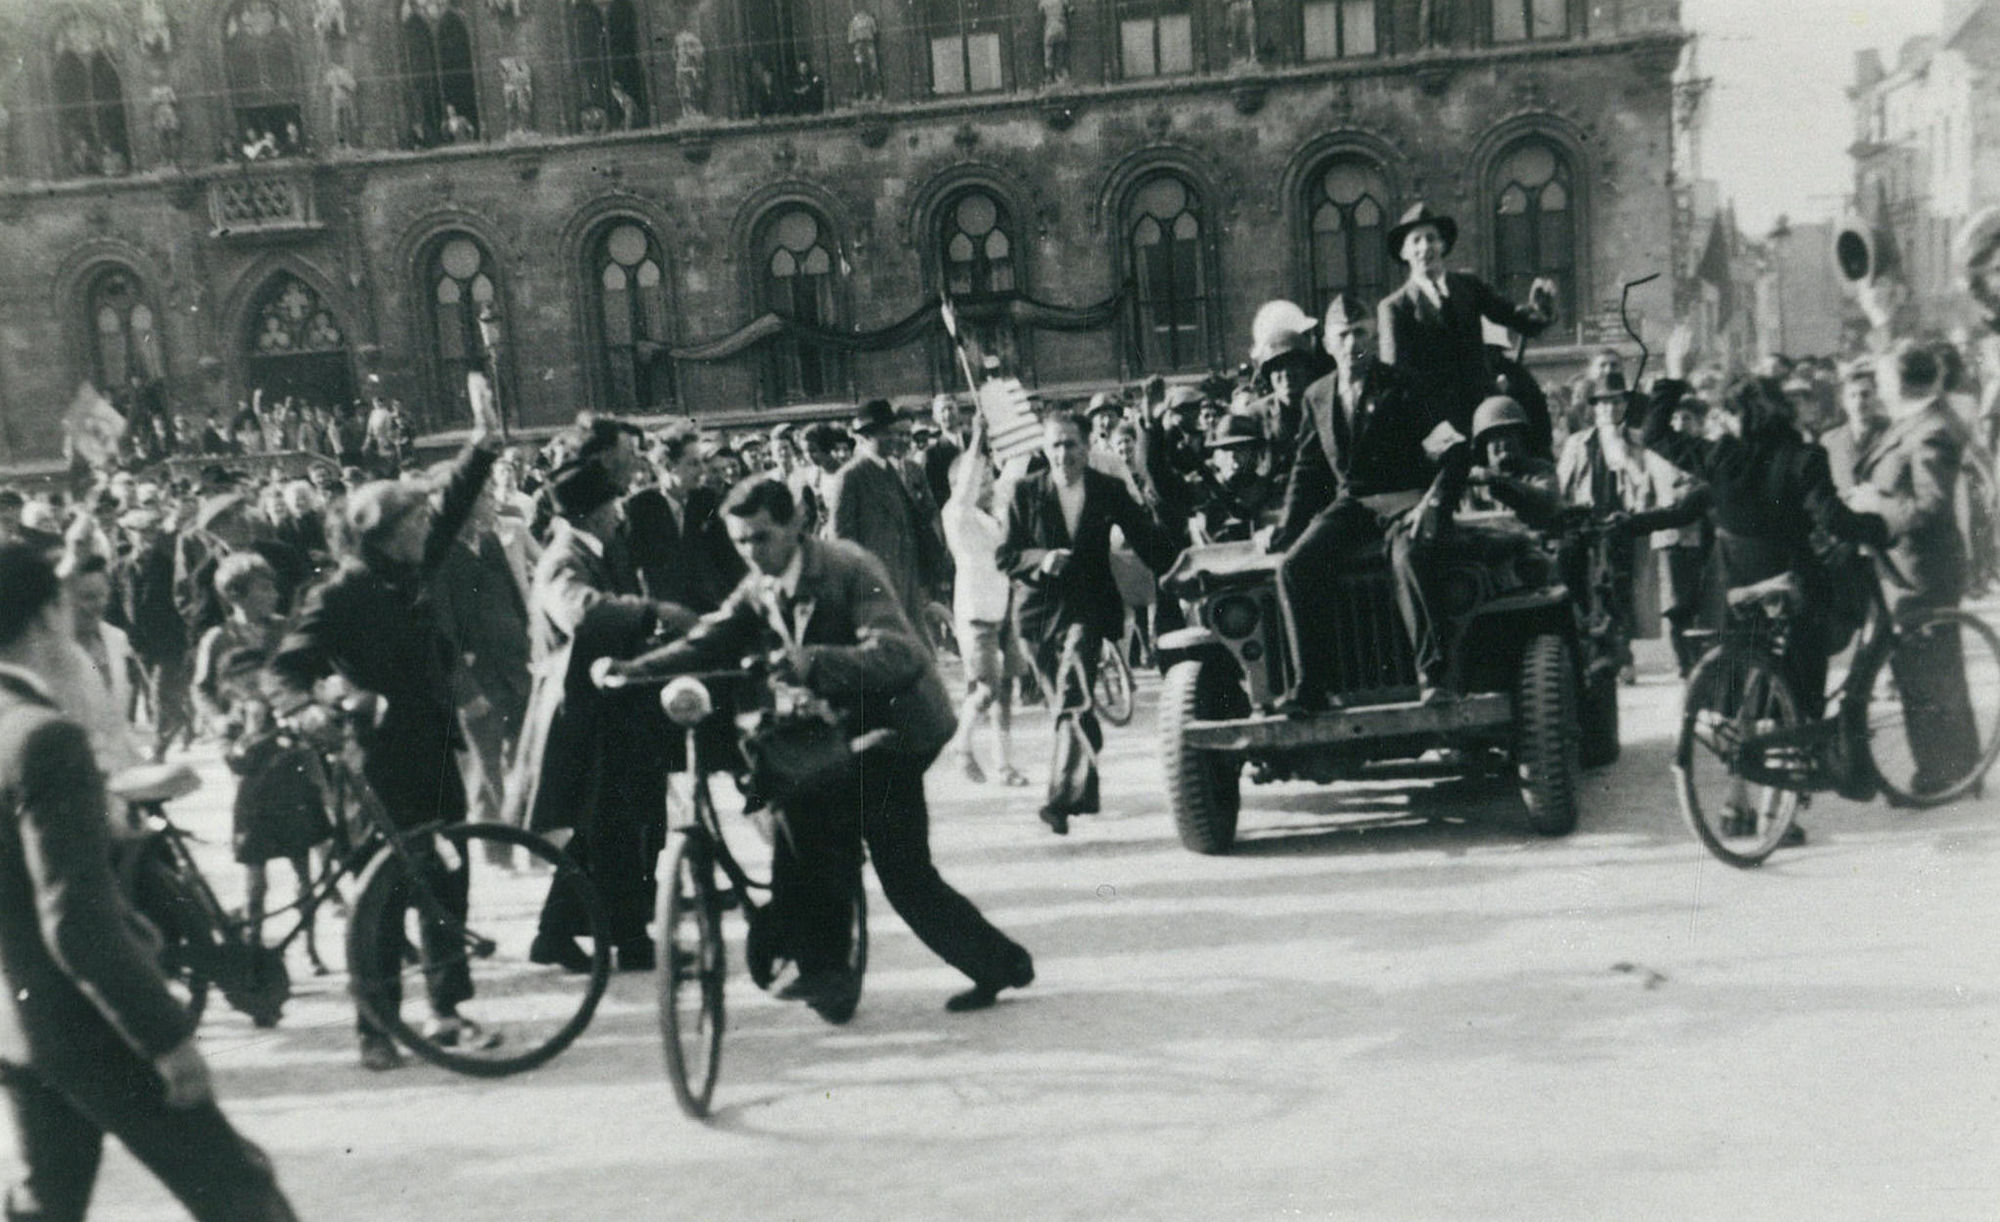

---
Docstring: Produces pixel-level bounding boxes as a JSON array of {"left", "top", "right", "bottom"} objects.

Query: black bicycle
[
  {"left": 1674, "top": 558, "right": 2000, "bottom": 866},
  {"left": 121, "top": 704, "right": 612, "bottom": 1077},
  {"left": 598, "top": 666, "right": 870, "bottom": 1119}
]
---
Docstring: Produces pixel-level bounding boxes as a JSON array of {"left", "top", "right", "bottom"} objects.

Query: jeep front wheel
[
  {"left": 1162, "top": 658, "right": 1246, "bottom": 854},
  {"left": 1514, "top": 633, "right": 1582, "bottom": 836}
]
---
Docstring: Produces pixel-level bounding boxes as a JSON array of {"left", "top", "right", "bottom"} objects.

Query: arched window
[
  {"left": 86, "top": 269, "right": 162, "bottom": 391},
  {"left": 571, "top": 0, "right": 649, "bottom": 131},
  {"left": 1306, "top": 158, "right": 1391, "bottom": 316},
  {"left": 937, "top": 189, "right": 1020, "bottom": 374},
  {"left": 426, "top": 234, "right": 499, "bottom": 427},
  {"left": 404, "top": 0, "right": 479, "bottom": 147},
  {"left": 225, "top": 1, "right": 305, "bottom": 155},
  {"left": 593, "top": 222, "right": 674, "bottom": 411},
  {"left": 244, "top": 273, "right": 355, "bottom": 408},
  {"left": 1491, "top": 139, "right": 1576, "bottom": 327},
  {"left": 1492, "top": 0, "right": 1567, "bottom": 43},
  {"left": 52, "top": 19, "right": 130, "bottom": 177},
  {"left": 1117, "top": 0, "right": 1194, "bottom": 78},
  {"left": 926, "top": 0, "right": 1006, "bottom": 95},
  {"left": 1124, "top": 174, "right": 1208, "bottom": 373},
  {"left": 755, "top": 207, "right": 843, "bottom": 403}
]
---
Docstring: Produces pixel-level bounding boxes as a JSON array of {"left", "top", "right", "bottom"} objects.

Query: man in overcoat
[
  {"left": 508, "top": 461, "right": 697, "bottom": 971},
  {"left": 825, "top": 400, "right": 944, "bottom": 633}
]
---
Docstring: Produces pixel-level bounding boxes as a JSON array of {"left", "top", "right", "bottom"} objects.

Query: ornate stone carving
[
  {"left": 674, "top": 30, "right": 707, "bottom": 119},
  {"left": 1225, "top": 0, "right": 1256, "bottom": 66},
  {"left": 312, "top": 0, "right": 349, "bottom": 40},
  {"left": 1039, "top": 0, "right": 1071, "bottom": 84},
  {"left": 139, "top": 0, "right": 172, "bottom": 57},
  {"left": 500, "top": 57, "right": 533, "bottom": 133},
  {"left": 325, "top": 65, "right": 360, "bottom": 146},
  {"left": 209, "top": 172, "right": 321, "bottom": 237},
  {"left": 148, "top": 84, "right": 181, "bottom": 163},
  {"left": 848, "top": 11, "right": 881, "bottom": 101}
]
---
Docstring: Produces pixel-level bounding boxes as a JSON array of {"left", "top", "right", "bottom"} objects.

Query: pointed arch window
[
  {"left": 571, "top": 0, "right": 649, "bottom": 130},
  {"left": 594, "top": 223, "right": 674, "bottom": 411},
  {"left": 225, "top": 1, "right": 304, "bottom": 154},
  {"left": 427, "top": 234, "right": 498, "bottom": 427},
  {"left": 1491, "top": 139, "right": 1576, "bottom": 327},
  {"left": 756, "top": 207, "right": 844, "bottom": 403},
  {"left": 404, "top": 0, "right": 480, "bottom": 147},
  {"left": 1125, "top": 174, "right": 1209, "bottom": 373},
  {"left": 937, "top": 189, "right": 1021, "bottom": 375},
  {"left": 87, "top": 269, "right": 162, "bottom": 390},
  {"left": 1306, "top": 158, "right": 1391, "bottom": 316},
  {"left": 52, "top": 19, "right": 130, "bottom": 176}
]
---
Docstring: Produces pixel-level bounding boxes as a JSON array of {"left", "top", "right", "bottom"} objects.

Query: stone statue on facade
[
  {"left": 312, "top": 0, "right": 349, "bottom": 41},
  {"left": 325, "top": 64, "right": 360, "bottom": 145},
  {"left": 848, "top": 10, "right": 881, "bottom": 101},
  {"left": 1226, "top": 0, "right": 1256, "bottom": 65},
  {"left": 139, "top": 0, "right": 172, "bottom": 57},
  {"left": 148, "top": 83, "right": 181, "bottom": 162},
  {"left": 500, "top": 56, "right": 534, "bottom": 133},
  {"left": 674, "top": 29, "right": 707, "bottom": 119},
  {"left": 1039, "top": 0, "right": 1070, "bottom": 84},
  {"left": 487, "top": 0, "right": 522, "bottom": 18},
  {"left": 1418, "top": 0, "right": 1447, "bottom": 47},
  {"left": 608, "top": 80, "right": 638, "bottom": 130}
]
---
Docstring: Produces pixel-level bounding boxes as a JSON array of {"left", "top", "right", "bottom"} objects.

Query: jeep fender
[
  {"left": 1450, "top": 589, "right": 1577, "bottom": 693},
  {"left": 1156, "top": 626, "right": 1239, "bottom": 673}
]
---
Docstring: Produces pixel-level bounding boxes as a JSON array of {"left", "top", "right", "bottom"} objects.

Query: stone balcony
[{"left": 207, "top": 167, "right": 323, "bottom": 240}]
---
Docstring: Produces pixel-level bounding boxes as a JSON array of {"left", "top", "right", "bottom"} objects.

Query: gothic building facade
[{"left": 0, "top": 0, "right": 1682, "bottom": 463}]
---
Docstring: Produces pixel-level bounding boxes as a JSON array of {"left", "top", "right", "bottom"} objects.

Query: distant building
[
  {"left": 0, "top": 0, "right": 1684, "bottom": 464},
  {"left": 1848, "top": 0, "right": 2000, "bottom": 337}
]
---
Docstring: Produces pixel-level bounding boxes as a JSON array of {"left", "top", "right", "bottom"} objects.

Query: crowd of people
[
  {"left": 0, "top": 193, "right": 1995, "bottom": 1218},
  {"left": 102, "top": 382, "right": 417, "bottom": 472}
]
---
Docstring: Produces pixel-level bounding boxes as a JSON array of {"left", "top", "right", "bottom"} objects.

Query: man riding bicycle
[{"left": 603, "top": 476, "right": 1034, "bottom": 1018}]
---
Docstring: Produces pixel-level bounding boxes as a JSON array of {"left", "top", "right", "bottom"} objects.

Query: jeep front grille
[{"left": 1329, "top": 569, "right": 1419, "bottom": 697}]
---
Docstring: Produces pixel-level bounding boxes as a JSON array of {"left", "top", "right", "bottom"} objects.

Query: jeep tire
[
  {"left": 1578, "top": 660, "right": 1621, "bottom": 769},
  {"left": 1162, "top": 658, "right": 1245, "bottom": 854},
  {"left": 1514, "top": 633, "right": 1582, "bottom": 836}
]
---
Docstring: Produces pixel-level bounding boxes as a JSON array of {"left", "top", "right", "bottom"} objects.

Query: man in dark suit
[
  {"left": 999, "top": 409, "right": 1176, "bottom": 833},
  {"left": 608, "top": 477, "right": 1033, "bottom": 1015},
  {"left": 825, "top": 399, "right": 945, "bottom": 633},
  {"left": 1376, "top": 201, "right": 1560, "bottom": 433},
  {"left": 0, "top": 543, "right": 297, "bottom": 1221},
  {"left": 623, "top": 428, "right": 742, "bottom": 614},
  {"left": 1268, "top": 294, "right": 1441, "bottom": 711},
  {"left": 267, "top": 392, "right": 505, "bottom": 1070},
  {"left": 510, "top": 461, "right": 697, "bottom": 971},
  {"left": 1846, "top": 345, "right": 1980, "bottom": 797},
  {"left": 107, "top": 508, "right": 190, "bottom": 756}
]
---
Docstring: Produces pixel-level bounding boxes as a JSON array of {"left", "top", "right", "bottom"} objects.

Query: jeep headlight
[{"left": 1209, "top": 594, "right": 1261, "bottom": 640}]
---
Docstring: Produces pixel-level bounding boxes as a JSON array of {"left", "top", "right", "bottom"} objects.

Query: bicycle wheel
[
  {"left": 657, "top": 829, "right": 725, "bottom": 1117},
  {"left": 1095, "top": 639, "right": 1135, "bottom": 727},
  {"left": 347, "top": 824, "right": 610, "bottom": 1077},
  {"left": 1675, "top": 645, "right": 1806, "bottom": 867},
  {"left": 1865, "top": 608, "right": 2000, "bottom": 807}
]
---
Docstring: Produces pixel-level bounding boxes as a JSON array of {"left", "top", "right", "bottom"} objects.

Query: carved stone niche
[
  {"left": 1040, "top": 102, "right": 1076, "bottom": 131},
  {"left": 856, "top": 117, "right": 890, "bottom": 149},
  {"left": 1231, "top": 83, "right": 1265, "bottom": 116},
  {"left": 681, "top": 139, "right": 712, "bottom": 164}
]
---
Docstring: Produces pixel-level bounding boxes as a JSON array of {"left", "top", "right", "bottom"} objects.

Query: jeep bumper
[{"left": 1179, "top": 692, "right": 1514, "bottom": 751}]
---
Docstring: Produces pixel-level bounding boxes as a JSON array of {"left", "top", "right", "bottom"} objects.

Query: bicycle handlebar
[{"left": 591, "top": 657, "right": 763, "bottom": 692}]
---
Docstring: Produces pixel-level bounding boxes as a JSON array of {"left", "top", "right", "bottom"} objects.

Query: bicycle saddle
[
  {"left": 1725, "top": 572, "right": 1803, "bottom": 616},
  {"left": 106, "top": 762, "right": 201, "bottom": 805}
]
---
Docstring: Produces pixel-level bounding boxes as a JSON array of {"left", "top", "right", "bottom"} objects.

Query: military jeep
[{"left": 1156, "top": 509, "right": 1614, "bottom": 854}]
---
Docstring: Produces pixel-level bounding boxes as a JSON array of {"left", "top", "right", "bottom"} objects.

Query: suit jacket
[
  {"left": 923, "top": 436, "right": 963, "bottom": 511},
  {"left": 1275, "top": 360, "right": 1434, "bottom": 547},
  {"left": 998, "top": 466, "right": 1176, "bottom": 646},
  {"left": 627, "top": 537, "right": 957, "bottom": 765},
  {"left": 111, "top": 532, "right": 186, "bottom": 664},
  {"left": 1819, "top": 419, "right": 1886, "bottom": 494},
  {"left": 825, "top": 452, "right": 935, "bottom": 628},
  {"left": 1854, "top": 400, "right": 1968, "bottom": 605},
  {"left": 268, "top": 444, "right": 495, "bottom": 823},
  {"left": 1377, "top": 270, "right": 1551, "bottom": 429},
  {"left": 622, "top": 485, "right": 742, "bottom": 614},
  {"left": 506, "top": 521, "right": 695, "bottom": 833},
  {"left": 430, "top": 531, "right": 533, "bottom": 735},
  {"left": 0, "top": 670, "right": 193, "bottom": 1070}
]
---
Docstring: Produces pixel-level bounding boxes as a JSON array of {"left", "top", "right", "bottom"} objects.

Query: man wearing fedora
[
  {"left": 1377, "top": 202, "right": 1561, "bottom": 435},
  {"left": 1193, "top": 414, "right": 1276, "bottom": 544},
  {"left": 825, "top": 399, "right": 947, "bottom": 633},
  {"left": 511, "top": 460, "right": 699, "bottom": 974}
]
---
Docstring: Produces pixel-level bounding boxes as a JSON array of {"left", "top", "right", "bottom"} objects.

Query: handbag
[{"left": 738, "top": 682, "right": 856, "bottom": 808}]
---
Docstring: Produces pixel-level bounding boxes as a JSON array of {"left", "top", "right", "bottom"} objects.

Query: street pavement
[{"left": 16, "top": 643, "right": 1999, "bottom": 1222}]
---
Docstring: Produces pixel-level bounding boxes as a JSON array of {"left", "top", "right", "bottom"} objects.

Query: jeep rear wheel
[
  {"left": 1514, "top": 633, "right": 1582, "bottom": 835},
  {"left": 1579, "top": 660, "right": 1621, "bottom": 769},
  {"left": 1162, "top": 658, "right": 1246, "bottom": 855}
]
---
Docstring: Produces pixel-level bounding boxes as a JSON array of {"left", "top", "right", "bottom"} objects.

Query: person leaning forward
[
  {"left": 606, "top": 477, "right": 1034, "bottom": 1015},
  {"left": 0, "top": 543, "right": 297, "bottom": 1222},
  {"left": 1376, "top": 202, "right": 1560, "bottom": 435}
]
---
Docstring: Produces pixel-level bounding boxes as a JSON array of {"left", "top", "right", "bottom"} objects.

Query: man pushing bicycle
[{"left": 601, "top": 476, "right": 1034, "bottom": 1019}]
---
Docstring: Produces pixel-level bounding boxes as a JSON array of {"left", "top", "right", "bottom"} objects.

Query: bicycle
[
  {"left": 597, "top": 666, "right": 869, "bottom": 1119},
  {"left": 1094, "top": 632, "right": 1136, "bottom": 727},
  {"left": 124, "top": 703, "right": 613, "bottom": 1076},
  {"left": 1673, "top": 558, "right": 2000, "bottom": 867}
]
